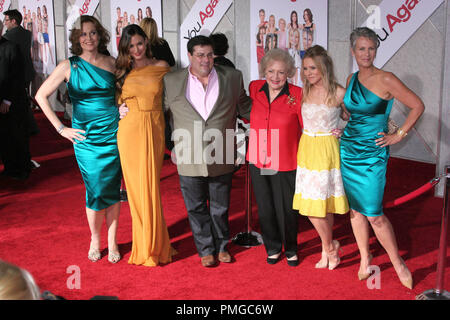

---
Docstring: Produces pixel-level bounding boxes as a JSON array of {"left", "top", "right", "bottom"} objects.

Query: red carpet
[{"left": 0, "top": 111, "right": 448, "bottom": 300}]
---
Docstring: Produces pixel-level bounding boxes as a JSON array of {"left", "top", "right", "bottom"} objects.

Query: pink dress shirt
[{"left": 186, "top": 67, "right": 219, "bottom": 121}]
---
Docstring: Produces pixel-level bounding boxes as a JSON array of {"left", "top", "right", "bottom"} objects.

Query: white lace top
[{"left": 301, "top": 102, "right": 341, "bottom": 133}]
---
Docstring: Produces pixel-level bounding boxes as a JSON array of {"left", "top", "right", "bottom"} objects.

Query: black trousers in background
[
  {"left": 0, "top": 111, "right": 31, "bottom": 177},
  {"left": 179, "top": 173, "right": 233, "bottom": 257},
  {"left": 25, "top": 86, "right": 39, "bottom": 136},
  {"left": 249, "top": 164, "right": 299, "bottom": 258}
]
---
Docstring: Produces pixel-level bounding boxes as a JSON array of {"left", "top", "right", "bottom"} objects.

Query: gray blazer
[{"left": 164, "top": 65, "right": 252, "bottom": 177}]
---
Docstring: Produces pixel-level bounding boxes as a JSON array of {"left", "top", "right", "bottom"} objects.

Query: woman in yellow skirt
[{"left": 292, "top": 45, "right": 349, "bottom": 270}]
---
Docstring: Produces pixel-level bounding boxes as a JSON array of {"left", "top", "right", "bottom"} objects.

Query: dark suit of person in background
[
  {"left": 3, "top": 10, "right": 36, "bottom": 87},
  {"left": 0, "top": 20, "right": 30, "bottom": 180},
  {"left": 139, "top": 18, "right": 176, "bottom": 68},
  {"left": 140, "top": 17, "right": 176, "bottom": 158},
  {"left": 210, "top": 33, "right": 236, "bottom": 69},
  {"left": 3, "top": 9, "right": 38, "bottom": 138}
]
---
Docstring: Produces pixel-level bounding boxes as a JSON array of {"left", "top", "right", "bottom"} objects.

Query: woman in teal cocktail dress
[
  {"left": 340, "top": 27, "right": 424, "bottom": 289},
  {"left": 36, "top": 16, "right": 121, "bottom": 264}
]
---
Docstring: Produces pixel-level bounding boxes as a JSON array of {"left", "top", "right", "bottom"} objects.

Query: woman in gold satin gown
[{"left": 115, "top": 24, "right": 175, "bottom": 266}]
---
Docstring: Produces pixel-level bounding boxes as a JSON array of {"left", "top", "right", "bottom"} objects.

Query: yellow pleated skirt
[{"left": 292, "top": 133, "right": 349, "bottom": 218}]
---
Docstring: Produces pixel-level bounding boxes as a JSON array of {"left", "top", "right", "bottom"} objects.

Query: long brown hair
[
  {"left": 115, "top": 24, "right": 152, "bottom": 95},
  {"left": 69, "top": 15, "right": 110, "bottom": 56},
  {"left": 301, "top": 45, "right": 338, "bottom": 107}
]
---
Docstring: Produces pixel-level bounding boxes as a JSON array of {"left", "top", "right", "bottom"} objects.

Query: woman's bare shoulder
[
  {"left": 345, "top": 73, "right": 354, "bottom": 87},
  {"left": 54, "top": 59, "right": 71, "bottom": 78},
  {"left": 101, "top": 55, "right": 117, "bottom": 72},
  {"left": 152, "top": 59, "right": 169, "bottom": 68},
  {"left": 58, "top": 59, "right": 71, "bottom": 68},
  {"left": 336, "top": 84, "right": 346, "bottom": 100}
]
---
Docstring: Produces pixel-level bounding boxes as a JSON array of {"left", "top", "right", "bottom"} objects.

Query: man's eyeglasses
[{"left": 193, "top": 53, "right": 214, "bottom": 60}]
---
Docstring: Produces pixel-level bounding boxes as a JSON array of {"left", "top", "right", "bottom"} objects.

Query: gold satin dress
[{"left": 118, "top": 65, "right": 176, "bottom": 266}]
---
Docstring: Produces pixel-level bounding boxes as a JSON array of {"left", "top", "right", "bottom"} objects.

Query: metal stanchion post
[
  {"left": 232, "top": 163, "right": 263, "bottom": 247},
  {"left": 416, "top": 165, "right": 450, "bottom": 300}
]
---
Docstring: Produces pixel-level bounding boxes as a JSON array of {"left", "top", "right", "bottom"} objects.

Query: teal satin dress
[
  {"left": 67, "top": 56, "right": 121, "bottom": 211},
  {"left": 340, "top": 72, "right": 393, "bottom": 217}
]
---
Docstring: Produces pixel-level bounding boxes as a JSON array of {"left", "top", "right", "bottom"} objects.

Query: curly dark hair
[{"left": 69, "top": 15, "right": 110, "bottom": 56}]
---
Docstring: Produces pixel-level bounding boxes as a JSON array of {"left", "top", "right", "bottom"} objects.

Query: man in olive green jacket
[{"left": 164, "top": 36, "right": 251, "bottom": 267}]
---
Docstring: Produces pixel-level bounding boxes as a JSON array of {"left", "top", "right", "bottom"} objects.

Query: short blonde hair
[
  {"left": 259, "top": 48, "right": 296, "bottom": 79},
  {"left": 0, "top": 260, "right": 41, "bottom": 300}
]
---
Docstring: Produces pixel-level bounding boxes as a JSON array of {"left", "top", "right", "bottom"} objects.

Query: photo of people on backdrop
[
  {"left": 0, "top": 1, "right": 12, "bottom": 23},
  {"left": 250, "top": 0, "right": 327, "bottom": 86},
  {"left": 110, "top": 0, "right": 162, "bottom": 57},
  {"left": 19, "top": 0, "right": 56, "bottom": 76}
]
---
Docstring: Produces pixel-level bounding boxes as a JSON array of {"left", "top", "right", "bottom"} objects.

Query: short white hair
[{"left": 259, "top": 48, "right": 296, "bottom": 78}]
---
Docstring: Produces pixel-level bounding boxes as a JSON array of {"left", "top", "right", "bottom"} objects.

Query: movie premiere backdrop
[
  {"left": 250, "top": 0, "right": 328, "bottom": 86},
  {"left": 18, "top": 0, "right": 56, "bottom": 76},
  {"left": 66, "top": 0, "right": 100, "bottom": 57},
  {"left": 0, "top": 0, "right": 12, "bottom": 33},
  {"left": 353, "top": 0, "right": 444, "bottom": 71},
  {"left": 110, "top": 0, "right": 162, "bottom": 57},
  {"left": 179, "top": 0, "right": 233, "bottom": 68}
]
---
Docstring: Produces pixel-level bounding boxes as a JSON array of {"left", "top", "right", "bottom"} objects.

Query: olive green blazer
[{"left": 163, "top": 65, "right": 252, "bottom": 177}]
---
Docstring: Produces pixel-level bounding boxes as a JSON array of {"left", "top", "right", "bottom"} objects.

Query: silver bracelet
[{"left": 57, "top": 124, "right": 66, "bottom": 134}]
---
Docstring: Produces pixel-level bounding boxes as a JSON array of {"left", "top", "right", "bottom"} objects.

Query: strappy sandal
[
  {"left": 88, "top": 249, "right": 101, "bottom": 262},
  {"left": 108, "top": 251, "right": 121, "bottom": 264}
]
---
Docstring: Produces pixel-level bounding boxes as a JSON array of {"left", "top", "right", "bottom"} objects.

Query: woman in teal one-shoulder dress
[
  {"left": 340, "top": 27, "right": 424, "bottom": 289},
  {"left": 36, "top": 16, "right": 122, "bottom": 264}
]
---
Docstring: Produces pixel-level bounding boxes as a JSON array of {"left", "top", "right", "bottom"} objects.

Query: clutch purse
[{"left": 388, "top": 118, "right": 399, "bottom": 134}]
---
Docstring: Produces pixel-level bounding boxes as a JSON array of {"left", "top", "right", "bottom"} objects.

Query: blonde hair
[
  {"left": 301, "top": 45, "right": 339, "bottom": 107},
  {"left": 288, "top": 29, "right": 300, "bottom": 50},
  {"left": 139, "top": 17, "right": 163, "bottom": 46},
  {"left": 0, "top": 260, "right": 41, "bottom": 300}
]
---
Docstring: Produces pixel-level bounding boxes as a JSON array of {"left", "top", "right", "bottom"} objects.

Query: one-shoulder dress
[
  {"left": 117, "top": 65, "right": 176, "bottom": 266},
  {"left": 67, "top": 56, "right": 121, "bottom": 211},
  {"left": 340, "top": 72, "right": 394, "bottom": 217}
]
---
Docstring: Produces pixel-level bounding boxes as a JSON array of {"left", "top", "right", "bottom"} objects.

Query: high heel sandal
[
  {"left": 108, "top": 250, "right": 121, "bottom": 264},
  {"left": 88, "top": 248, "right": 101, "bottom": 262},
  {"left": 315, "top": 251, "right": 328, "bottom": 269},
  {"left": 327, "top": 240, "right": 342, "bottom": 270},
  {"left": 358, "top": 254, "right": 373, "bottom": 280},
  {"left": 394, "top": 258, "right": 413, "bottom": 289}
]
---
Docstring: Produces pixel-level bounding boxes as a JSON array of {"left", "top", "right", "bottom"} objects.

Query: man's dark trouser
[{"left": 179, "top": 172, "right": 233, "bottom": 257}]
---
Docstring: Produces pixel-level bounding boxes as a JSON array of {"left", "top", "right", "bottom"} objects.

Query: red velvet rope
[{"left": 384, "top": 177, "right": 441, "bottom": 209}]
